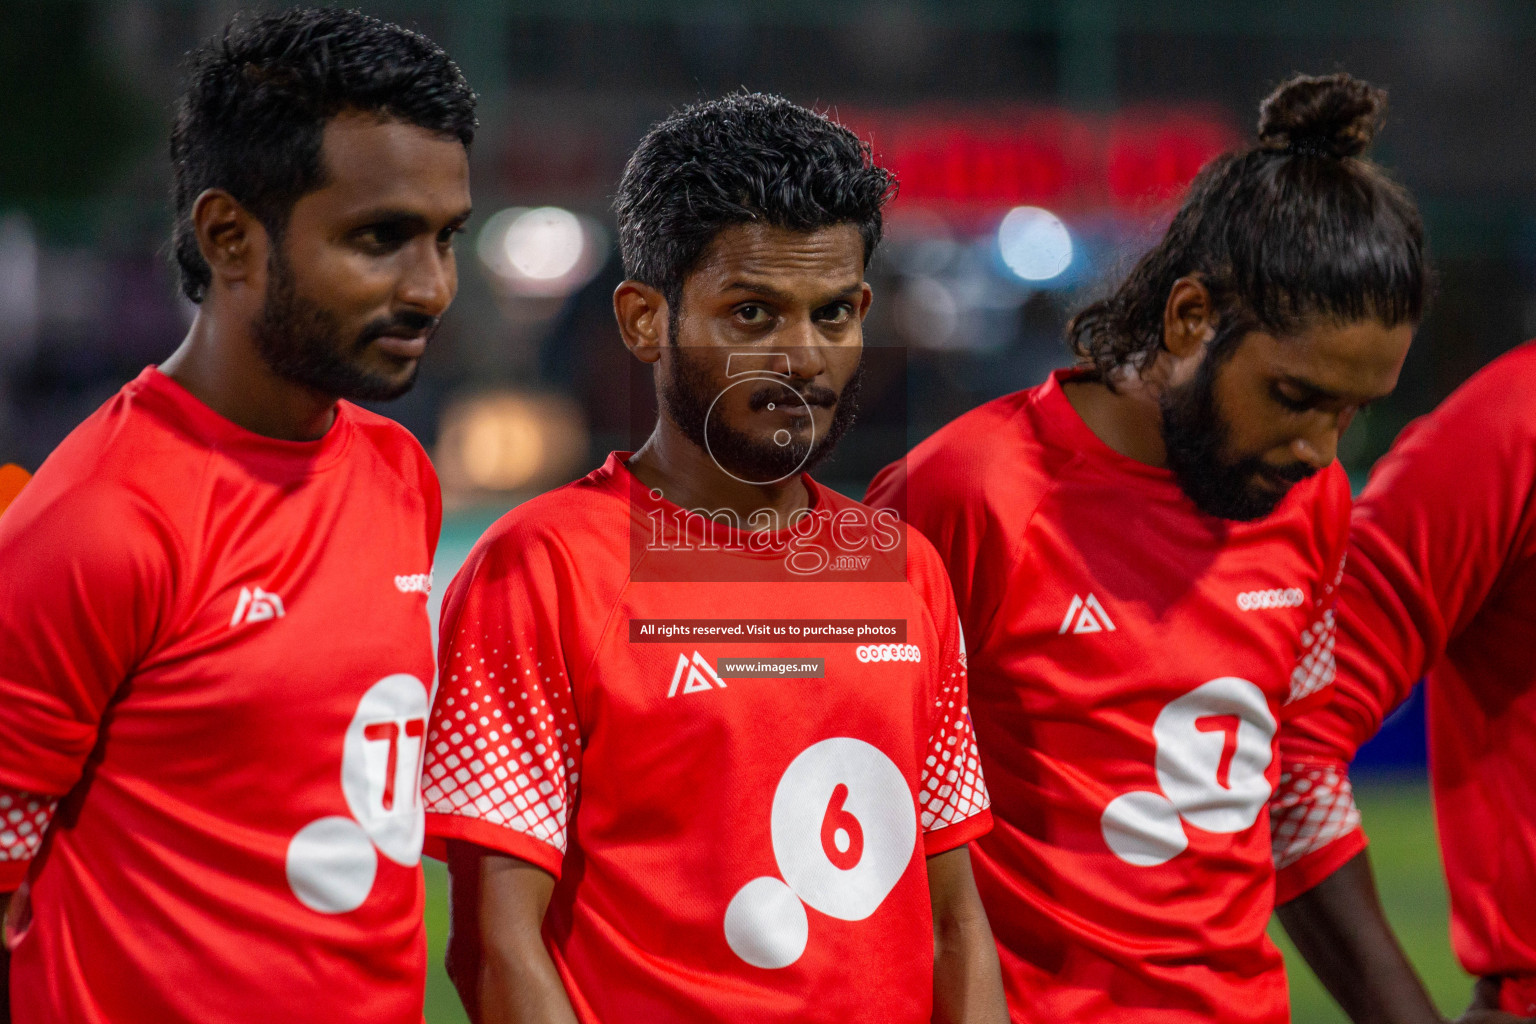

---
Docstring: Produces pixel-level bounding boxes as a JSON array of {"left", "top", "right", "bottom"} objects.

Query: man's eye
[
  {"left": 737, "top": 305, "right": 770, "bottom": 325},
  {"left": 818, "top": 303, "right": 853, "bottom": 325},
  {"left": 1272, "top": 387, "right": 1314, "bottom": 413},
  {"left": 437, "top": 225, "right": 465, "bottom": 247},
  {"left": 358, "top": 226, "right": 406, "bottom": 252}
]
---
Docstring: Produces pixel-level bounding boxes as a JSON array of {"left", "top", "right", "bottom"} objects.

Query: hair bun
[{"left": 1257, "top": 72, "right": 1385, "bottom": 159}]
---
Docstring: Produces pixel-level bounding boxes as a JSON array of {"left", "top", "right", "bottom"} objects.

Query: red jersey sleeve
[
  {"left": 421, "top": 526, "right": 583, "bottom": 879},
  {"left": 0, "top": 478, "right": 177, "bottom": 797},
  {"left": 0, "top": 785, "right": 56, "bottom": 891},
  {"left": 908, "top": 536, "right": 993, "bottom": 855},
  {"left": 1279, "top": 462, "right": 1350, "bottom": 720},
  {"left": 1273, "top": 366, "right": 1536, "bottom": 900}
]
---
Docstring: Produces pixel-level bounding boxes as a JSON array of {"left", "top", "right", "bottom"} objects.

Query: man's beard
[
  {"left": 1159, "top": 354, "right": 1317, "bottom": 522},
  {"left": 659, "top": 345, "right": 863, "bottom": 485},
  {"left": 252, "top": 249, "right": 436, "bottom": 403}
]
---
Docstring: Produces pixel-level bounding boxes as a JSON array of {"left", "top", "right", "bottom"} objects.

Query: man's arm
[
  {"left": 928, "top": 845, "right": 1008, "bottom": 1024},
  {"left": 1277, "top": 851, "right": 1441, "bottom": 1024},
  {"left": 445, "top": 841, "right": 578, "bottom": 1024},
  {"left": 1278, "top": 852, "right": 1534, "bottom": 1024}
]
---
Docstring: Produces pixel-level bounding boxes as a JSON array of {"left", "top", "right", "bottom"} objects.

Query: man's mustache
[
  {"left": 1255, "top": 460, "right": 1319, "bottom": 484},
  {"left": 356, "top": 311, "right": 440, "bottom": 349},
  {"left": 748, "top": 383, "right": 839, "bottom": 411}
]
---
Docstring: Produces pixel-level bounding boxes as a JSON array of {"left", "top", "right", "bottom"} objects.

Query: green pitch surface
[{"left": 420, "top": 780, "right": 1466, "bottom": 1022}]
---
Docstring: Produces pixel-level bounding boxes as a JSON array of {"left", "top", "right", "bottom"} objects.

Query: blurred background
[{"left": 2, "top": 0, "right": 1524, "bottom": 1019}]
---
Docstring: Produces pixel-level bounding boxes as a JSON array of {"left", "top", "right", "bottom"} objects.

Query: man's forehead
[
  {"left": 692, "top": 222, "right": 865, "bottom": 288},
  {"left": 309, "top": 111, "right": 470, "bottom": 213},
  {"left": 1249, "top": 320, "right": 1413, "bottom": 401}
]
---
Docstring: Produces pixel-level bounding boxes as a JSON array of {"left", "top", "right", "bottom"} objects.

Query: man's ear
[
  {"left": 1162, "top": 276, "right": 1216, "bottom": 360},
  {"left": 192, "top": 188, "right": 269, "bottom": 296},
  {"left": 614, "top": 281, "right": 668, "bottom": 364}
]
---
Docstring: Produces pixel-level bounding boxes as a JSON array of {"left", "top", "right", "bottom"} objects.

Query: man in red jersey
[
  {"left": 866, "top": 73, "right": 1427, "bottom": 1024},
  {"left": 423, "top": 93, "right": 1007, "bottom": 1024},
  {"left": 1271, "top": 340, "right": 1536, "bottom": 1024},
  {"left": 0, "top": 10, "right": 474, "bottom": 1022}
]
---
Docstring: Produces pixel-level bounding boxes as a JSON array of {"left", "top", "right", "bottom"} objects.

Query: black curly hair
[
  {"left": 170, "top": 7, "right": 477, "bottom": 303},
  {"left": 1068, "top": 72, "right": 1427, "bottom": 386},
  {"left": 614, "top": 92, "right": 895, "bottom": 328}
]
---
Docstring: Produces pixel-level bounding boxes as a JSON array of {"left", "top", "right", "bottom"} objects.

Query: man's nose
[{"left": 398, "top": 242, "right": 456, "bottom": 317}]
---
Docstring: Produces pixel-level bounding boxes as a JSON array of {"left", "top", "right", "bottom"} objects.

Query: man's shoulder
[
  {"left": 337, "top": 403, "right": 435, "bottom": 481},
  {"left": 1385, "top": 339, "right": 1536, "bottom": 467},
  {"left": 464, "top": 472, "right": 629, "bottom": 574},
  {"left": 11, "top": 379, "right": 207, "bottom": 540},
  {"left": 874, "top": 386, "right": 1066, "bottom": 533}
]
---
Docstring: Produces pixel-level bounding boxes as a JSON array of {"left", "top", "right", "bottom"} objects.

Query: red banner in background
[{"left": 839, "top": 104, "right": 1238, "bottom": 217}]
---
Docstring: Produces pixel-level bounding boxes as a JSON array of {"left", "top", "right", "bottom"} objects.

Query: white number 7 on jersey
[{"left": 1101, "top": 676, "right": 1277, "bottom": 867}]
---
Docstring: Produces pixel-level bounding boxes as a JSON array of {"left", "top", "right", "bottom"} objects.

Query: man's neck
[
  {"left": 625, "top": 422, "right": 812, "bottom": 528},
  {"left": 161, "top": 305, "right": 337, "bottom": 442},
  {"left": 1061, "top": 372, "right": 1170, "bottom": 467}
]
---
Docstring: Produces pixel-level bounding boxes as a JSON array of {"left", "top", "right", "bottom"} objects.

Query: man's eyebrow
[
  {"left": 718, "top": 279, "right": 864, "bottom": 304},
  {"left": 1277, "top": 375, "right": 1345, "bottom": 402},
  {"left": 348, "top": 206, "right": 472, "bottom": 230}
]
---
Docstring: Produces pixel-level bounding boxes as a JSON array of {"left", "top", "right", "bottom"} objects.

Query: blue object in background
[{"left": 1351, "top": 681, "right": 1429, "bottom": 775}]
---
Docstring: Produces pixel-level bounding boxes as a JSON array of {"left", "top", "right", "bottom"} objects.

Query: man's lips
[
  {"left": 1253, "top": 464, "right": 1315, "bottom": 491},
  {"left": 372, "top": 333, "right": 428, "bottom": 359}
]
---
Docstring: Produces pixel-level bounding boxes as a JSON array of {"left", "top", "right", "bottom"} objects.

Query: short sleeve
[
  {"left": 415, "top": 442, "right": 443, "bottom": 562},
  {"left": 421, "top": 529, "right": 582, "bottom": 878},
  {"left": 908, "top": 538, "right": 992, "bottom": 855},
  {"left": 1271, "top": 529, "right": 1424, "bottom": 901},
  {"left": 1280, "top": 464, "right": 1351, "bottom": 718},
  {"left": 0, "top": 785, "right": 57, "bottom": 891},
  {"left": 0, "top": 479, "right": 174, "bottom": 796}
]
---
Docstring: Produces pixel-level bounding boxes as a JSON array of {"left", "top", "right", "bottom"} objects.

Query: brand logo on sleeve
[
  {"left": 230, "top": 586, "right": 285, "bottom": 627},
  {"left": 394, "top": 572, "right": 433, "bottom": 595},
  {"left": 1059, "top": 593, "right": 1115, "bottom": 635},
  {"left": 667, "top": 651, "right": 728, "bottom": 697},
  {"left": 854, "top": 643, "right": 922, "bottom": 664},
  {"left": 1235, "top": 588, "right": 1305, "bottom": 611}
]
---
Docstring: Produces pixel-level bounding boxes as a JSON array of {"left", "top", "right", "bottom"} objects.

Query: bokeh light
[
  {"left": 477, "top": 206, "right": 607, "bottom": 298},
  {"left": 996, "top": 205, "right": 1074, "bottom": 282}
]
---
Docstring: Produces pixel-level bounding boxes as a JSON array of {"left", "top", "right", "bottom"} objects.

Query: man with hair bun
[
  {"left": 868, "top": 72, "right": 1426, "bottom": 1023},
  {"left": 0, "top": 8, "right": 474, "bottom": 1021},
  {"left": 424, "top": 92, "right": 1007, "bottom": 1023}
]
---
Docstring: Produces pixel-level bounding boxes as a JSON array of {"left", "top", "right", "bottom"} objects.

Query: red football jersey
[
  {"left": 0, "top": 367, "right": 439, "bottom": 1023},
  {"left": 867, "top": 369, "right": 1349, "bottom": 1024},
  {"left": 1273, "top": 341, "right": 1536, "bottom": 998},
  {"left": 422, "top": 453, "right": 991, "bottom": 1023}
]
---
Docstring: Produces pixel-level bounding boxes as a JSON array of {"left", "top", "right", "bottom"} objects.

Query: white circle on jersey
[
  {"left": 724, "top": 876, "right": 810, "bottom": 969},
  {"left": 1101, "top": 790, "right": 1188, "bottom": 867},
  {"left": 1153, "top": 676, "right": 1276, "bottom": 834},
  {"left": 770, "top": 737, "right": 916, "bottom": 921},
  {"left": 286, "top": 815, "right": 378, "bottom": 914},
  {"left": 342, "top": 673, "right": 429, "bottom": 866}
]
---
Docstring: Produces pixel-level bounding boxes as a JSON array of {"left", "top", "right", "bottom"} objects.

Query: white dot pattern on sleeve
[
  {"left": 0, "top": 789, "right": 56, "bottom": 862},
  {"left": 1287, "top": 552, "right": 1344, "bottom": 706},
  {"left": 421, "top": 640, "right": 580, "bottom": 853},
  {"left": 1269, "top": 761, "right": 1361, "bottom": 870},
  {"left": 1287, "top": 608, "right": 1337, "bottom": 705},
  {"left": 918, "top": 662, "right": 990, "bottom": 831}
]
